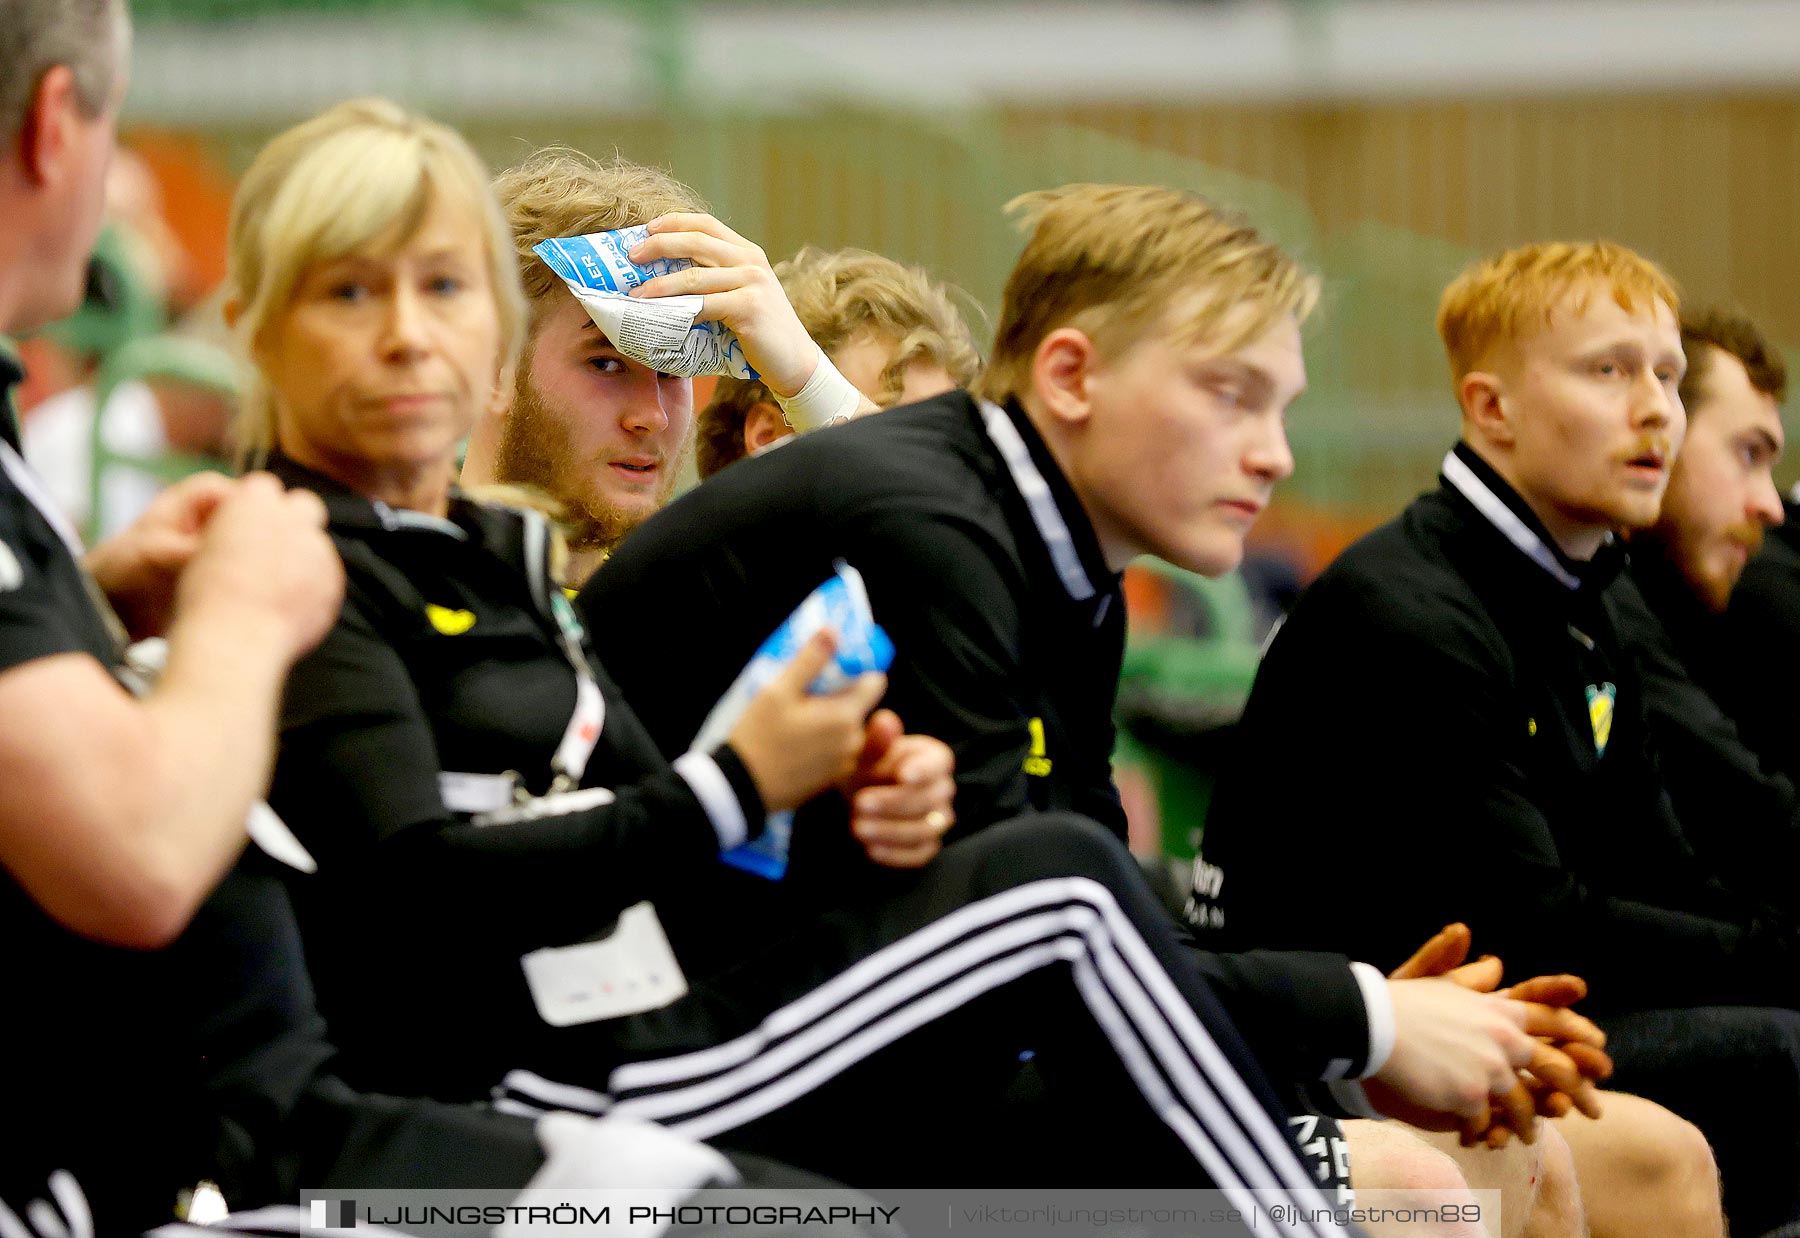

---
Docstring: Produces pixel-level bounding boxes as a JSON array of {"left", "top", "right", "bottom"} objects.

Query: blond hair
[
  {"left": 972, "top": 184, "right": 1318, "bottom": 406},
  {"left": 1436, "top": 241, "right": 1681, "bottom": 386},
  {"left": 227, "top": 97, "right": 525, "bottom": 465},
  {"left": 492, "top": 148, "right": 706, "bottom": 322},
  {"left": 697, "top": 246, "right": 983, "bottom": 478}
]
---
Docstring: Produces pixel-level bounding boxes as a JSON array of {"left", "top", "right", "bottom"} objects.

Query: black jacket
[
  {"left": 582, "top": 391, "right": 1129, "bottom": 841},
  {"left": 1715, "top": 499, "right": 1800, "bottom": 786},
  {"left": 1616, "top": 551, "right": 1800, "bottom": 911},
  {"left": 268, "top": 455, "right": 767, "bottom": 1099},
  {"left": 1195, "top": 445, "right": 1800, "bottom": 1013}
]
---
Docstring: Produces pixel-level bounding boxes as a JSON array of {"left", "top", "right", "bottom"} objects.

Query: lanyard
[{"left": 438, "top": 508, "right": 604, "bottom": 819}]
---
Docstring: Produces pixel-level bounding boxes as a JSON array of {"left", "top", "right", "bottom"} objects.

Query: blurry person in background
[
  {"left": 695, "top": 245, "right": 980, "bottom": 479},
  {"left": 1631, "top": 307, "right": 1800, "bottom": 791},
  {"left": 464, "top": 150, "right": 879, "bottom": 585},
  {"left": 1613, "top": 306, "right": 1798, "bottom": 910}
]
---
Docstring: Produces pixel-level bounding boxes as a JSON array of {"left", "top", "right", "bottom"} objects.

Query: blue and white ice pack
[
  {"left": 690, "top": 562, "right": 895, "bottom": 879},
  {"left": 532, "top": 227, "right": 757, "bottom": 380}
]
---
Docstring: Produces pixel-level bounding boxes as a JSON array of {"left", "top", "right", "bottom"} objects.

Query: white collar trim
[
  {"left": 976, "top": 399, "right": 1096, "bottom": 602},
  {"left": 1441, "top": 450, "right": 1584, "bottom": 592}
]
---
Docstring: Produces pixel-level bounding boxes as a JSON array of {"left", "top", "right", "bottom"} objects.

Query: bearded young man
[
  {"left": 463, "top": 150, "right": 873, "bottom": 585},
  {"left": 1611, "top": 308, "right": 1799, "bottom": 908}
]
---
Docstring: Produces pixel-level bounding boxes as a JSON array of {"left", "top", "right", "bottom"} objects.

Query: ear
[
  {"left": 18, "top": 65, "right": 78, "bottom": 186},
  {"left": 1459, "top": 370, "right": 1515, "bottom": 448},
  {"left": 744, "top": 401, "right": 791, "bottom": 454},
  {"left": 1029, "top": 327, "right": 1100, "bottom": 429},
  {"left": 485, "top": 361, "right": 516, "bottom": 423}
]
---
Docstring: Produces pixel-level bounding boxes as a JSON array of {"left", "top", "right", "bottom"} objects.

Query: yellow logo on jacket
[
  {"left": 1023, "top": 717, "right": 1053, "bottom": 777},
  {"left": 1585, "top": 683, "right": 1616, "bottom": 757},
  {"left": 426, "top": 604, "right": 477, "bottom": 636}
]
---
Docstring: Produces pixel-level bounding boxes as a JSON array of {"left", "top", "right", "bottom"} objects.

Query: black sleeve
[
  {"left": 1615, "top": 578, "right": 1800, "bottom": 909},
  {"left": 271, "top": 593, "right": 763, "bottom": 951},
  {"left": 0, "top": 487, "right": 96, "bottom": 674},
  {"left": 1183, "top": 941, "right": 1376, "bottom": 1089},
  {"left": 1717, "top": 546, "right": 1800, "bottom": 787},
  {"left": 855, "top": 510, "right": 1046, "bottom": 835},
  {"left": 1202, "top": 578, "right": 1800, "bottom": 1012}
]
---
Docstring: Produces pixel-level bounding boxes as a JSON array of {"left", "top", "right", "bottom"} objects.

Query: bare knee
[
  {"left": 1524, "top": 1124, "right": 1586, "bottom": 1238},
  {"left": 1556, "top": 1093, "right": 1722, "bottom": 1238},
  {"left": 1346, "top": 1120, "right": 1490, "bottom": 1238},
  {"left": 1347, "top": 1119, "right": 1473, "bottom": 1193},
  {"left": 1598, "top": 1097, "right": 1717, "bottom": 1196}
]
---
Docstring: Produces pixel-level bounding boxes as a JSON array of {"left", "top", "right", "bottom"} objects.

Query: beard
[
  {"left": 1653, "top": 516, "right": 1765, "bottom": 614},
  {"left": 495, "top": 374, "right": 687, "bottom": 555}
]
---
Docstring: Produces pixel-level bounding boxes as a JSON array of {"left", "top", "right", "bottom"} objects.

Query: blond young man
[
  {"left": 696, "top": 245, "right": 981, "bottom": 479},
  {"left": 1194, "top": 242, "right": 1792, "bottom": 1234},
  {"left": 578, "top": 186, "right": 1614, "bottom": 1196}
]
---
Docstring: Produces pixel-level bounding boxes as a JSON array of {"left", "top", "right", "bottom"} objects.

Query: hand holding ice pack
[
  {"left": 533, "top": 227, "right": 757, "bottom": 380},
  {"left": 691, "top": 562, "right": 894, "bottom": 880}
]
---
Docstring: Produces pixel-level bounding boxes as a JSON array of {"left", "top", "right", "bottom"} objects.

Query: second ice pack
[
  {"left": 690, "top": 562, "right": 895, "bottom": 880},
  {"left": 533, "top": 227, "right": 757, "bottom": 380}
]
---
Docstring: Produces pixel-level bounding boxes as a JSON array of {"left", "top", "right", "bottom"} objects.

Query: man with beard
[
  {"left": 1639, "top": 309, "right": 1800, "bottom": 790},
  {"left": 462, "top": 150, "right": 870, "bottom": 584},
  {"left": 1611, "top": 307, "right": 1799, "bottom": 905}
]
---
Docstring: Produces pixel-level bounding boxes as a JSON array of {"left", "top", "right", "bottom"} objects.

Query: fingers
[
  {"left": 1527, "top": 1081, "right": 1576, "bottom": 1120},
  {"left": 283, "top": 485, "right": 330, "bottom": 528},
  {"left": 686, "top": 287, "right": 759, "bottom": 328},
  {"left": 641, "top": 212, "right": 757, "bottom": 251},
  {"left": 853, "top": 775, "right": 956, "bottom": 825},
  {"left": 893, "top": 735, "right": 955, "bottom": 784},
  {"left": 1561, "top": 1041, "right": 1614, "bottom": 1082},
  {"left": 772, "top": 629, "right": 839, "bottom": 694},
  {"left": 840, "top": 670, "right": 888, "bottom": 716},
  {"left": 1522, "top": 1043, "right": 1604, "bottom": 1118},
  {"left": 1516, "top": 1002, "right": 1606, "bottom": 1049},
  {"left": 1390, "top": 923, "right": 1473, "bottom": 979},
  {"left": 154, "top": 469, "right": 235, "bottom": 530},
  {"left": 852, "top": 807, "right": 953, "bottom": 844},
  {"left": 1491, "top": 1076, "right": 1540, "bottom": 1145},
  {"left": 631, "top": 265, "right": 765, "bottom": 303},
  {"left": 846, "top": 708, "right": 904, "bottom": 788},
  {"left": 1443, "top": 955, "right": 1504, "bottom": 993},
  {"left": 1499, "top": 973, "right": 1588, "bottom": 1007}
]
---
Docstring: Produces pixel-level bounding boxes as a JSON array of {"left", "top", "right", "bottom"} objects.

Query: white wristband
[{"left": 773, "top": 347, "right": 864, "bottom": 432}]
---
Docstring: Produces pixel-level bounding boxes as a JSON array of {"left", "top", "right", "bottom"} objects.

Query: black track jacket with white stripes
[
  {"left": 1195, "top": 444, "right": 1800, "bottom": 1013},
  {"left": 578, "top": 390, "right": 1383, "bottom": 1094}
]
